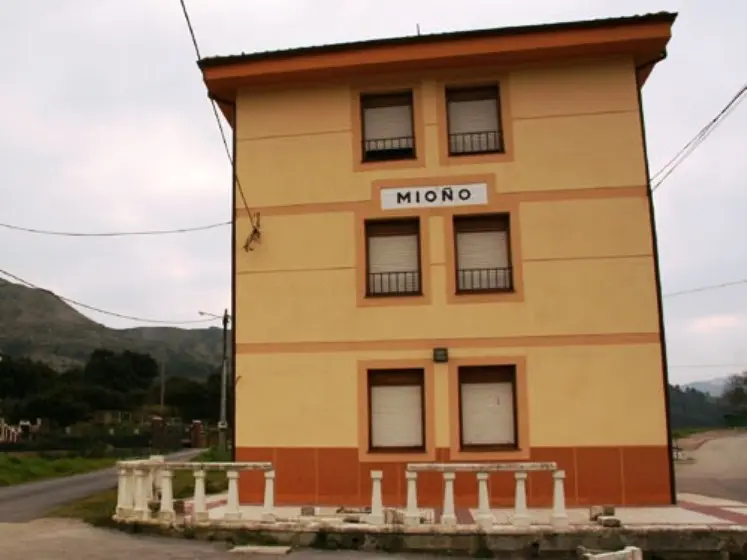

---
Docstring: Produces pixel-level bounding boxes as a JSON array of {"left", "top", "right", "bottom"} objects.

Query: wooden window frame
[
  {"left": 367, "top": 368, "right": 426, "bottom": 453},
  {"left": 453, "top": 213, "right": 513, "bottom": 295},
  {"left": 360, "top": 91, "right": 417, "bottom": 163},
  {"left": 445, "top": 84, "right": 505, "bottom": 157},
  {"left": 365, "top": 217, "right": 422, "bottom": 298},
  {"left": 458, "top": 365, "right": 518, "bottom": 452}
]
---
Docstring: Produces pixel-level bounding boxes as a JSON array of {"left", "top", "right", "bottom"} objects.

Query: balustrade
[
  {"left": 114, "top": 457, "right": 274, "bottom": 524},
  {"left": 367, "top": 461, "right": 570, "bottom": 529}
]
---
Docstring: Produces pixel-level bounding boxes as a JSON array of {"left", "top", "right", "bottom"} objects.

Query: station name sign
[{"left": 380, "top": 183, "right": 488, "bottom": 210}]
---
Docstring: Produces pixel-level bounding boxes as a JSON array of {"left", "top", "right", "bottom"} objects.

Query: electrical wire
[
  {"left": 0, "top": 220, "right": 229, "bottom": 238},
  {"left": 651, "top": 82, "right": 747, "bottom": 192},
  {"left": 663, "top": 277, "right": 747, "bottom": 298},
  {"left": 669, "top": 364, "right": 747, "bottom": 369},
  {"left": 177, "top": 0, "right": 260, "bottom": 251},
  {"left": 0, "top": 268, "right": 220, "bottom": 325}
]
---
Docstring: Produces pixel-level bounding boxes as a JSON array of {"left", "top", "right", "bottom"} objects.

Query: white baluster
[
  {"left": 145, "top": 466, "right": 154, "bottom": 502},
  {"left": 150, "top": 455, "right": 165, "bottom": 497},
  {"left": 404, "top": 471, "right": 420, "bottom": 526},
  {"left": 133, "top": 466, "right": 149, "bottom": 521},
  {"left": 512, "top": 471, "right": 530, "bottom": 527},
  {"left": 475, "top": 472, "right": 495, "bottom": 530},
  {"left": 550, "top": 470, "right": 569, "bottom": 528},
  {"left": 441, "top": 472, "right": 457, "bottom": 526},
  {"left": 366, "top": 470, "right": 384, "bottom": 525},
  {"left": 127, "top": 466, "right": 137, "bottom": 513},
  {"left": 115, "top": 465, "right": 130, "bottom": 517},
  {"left": 192, "top": 469, "right": 208, "bottom": 523},
  {"left": 261, "top": 470, "right": 276, "bottom": 522},
  {"left": 159, "top": 469, "right": 175, "bottom": 522},
  {"left": 224, "top": 469, "right": 242, "bottom": 521}
]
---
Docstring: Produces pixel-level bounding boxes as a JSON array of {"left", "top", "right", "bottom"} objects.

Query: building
[{"left": 198, "top": 12, "right": 677, "bottom": 508}]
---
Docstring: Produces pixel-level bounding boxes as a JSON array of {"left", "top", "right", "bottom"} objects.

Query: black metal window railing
[
  {"left": 368, "top": 271, "right": 421, "bottom": 296},
  {"left": 449, "top": 131, "right": 502, "bottom": 156},
  {"left": 363, "top": 136, "right": 416, "bottom": 162},
  {"left": 456, "top": 267, "right": 512, "bottom": 292}
]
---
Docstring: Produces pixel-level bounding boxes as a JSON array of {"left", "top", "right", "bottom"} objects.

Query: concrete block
[
  {"left": 230, "top": 545, "right": 292, "bottom": 555},
  {"left": 597, "top": 515, "right": 622, "bottom": 528}
]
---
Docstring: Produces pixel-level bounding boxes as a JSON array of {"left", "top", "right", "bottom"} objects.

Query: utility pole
[
  {"left": 159, "top": 359, "right": 166, "bottom": 413},
  {"left": 217, "top": 308, "right": 229, "bottom": 454}
]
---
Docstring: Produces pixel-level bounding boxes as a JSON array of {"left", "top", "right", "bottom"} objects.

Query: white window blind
[
  {"left": 455, "top": 230, "right": 508, "bottom": 290},
  {"left": 370, "top": 385, "right": 423, "bottom": 448},
  {"left": 363, "top": 105, "right": 413, "bottom": 141},
  {"left": 461, "top": 381, "right": 515, "bottom": 446},
  {"left": 368, "top": 234, "right": 419, "bottom": 293},
  {"left": 448, "top": 98, "right": 500, "bottom": 152}
]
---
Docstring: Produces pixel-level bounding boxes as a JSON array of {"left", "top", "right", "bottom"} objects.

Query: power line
[
  {"left": 652, "top": 82, "right": 747, "bottom": 192},
  {"left": 663, "top": 277, "right": 747, "bottom": 299},
  {"left": 177, "top": 0, "right": 260, "bottom": 251},
  {"left": 0, "top": 268, "right": 220, "bottom": 325},
  {"left": 0, "top": 220, "right": 229, "bottom": 238},
  {"left": 669, "top": 364, "right": 747, "bottom": 369}
]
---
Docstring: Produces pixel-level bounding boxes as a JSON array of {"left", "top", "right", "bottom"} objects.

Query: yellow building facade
[{"left": 200, "top": 13, "right": 677, "bottom": 507}]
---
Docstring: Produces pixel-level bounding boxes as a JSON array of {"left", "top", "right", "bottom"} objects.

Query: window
[
  {"left": 368, "top": 369, "right": 425, "bottom": 451},
  {"left": 365, "top": 218, "right": 421, "bottom": 297},
  {"left": 453, "top": 214, "right": 512, "bottom": 292},
  {"left": 361, "top": 92, "right": 416, "bottom": 162},
  {"left": 446, "top": 85, "right": 503, "bottom": 156},
  {"left": 458, "top": 366, "right": 517, "bottom": 450}
]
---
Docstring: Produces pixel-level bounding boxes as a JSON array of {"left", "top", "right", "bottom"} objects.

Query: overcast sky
[{"left": 1, "top": 1, "right": 745, "bottom": 384}]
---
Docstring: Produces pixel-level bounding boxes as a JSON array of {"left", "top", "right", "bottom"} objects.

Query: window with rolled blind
[
  {"left": 368, "top": 369, "right": 425, "bottom": 451},
  {"left": 459, "top": 366, "right": 517, "bottom": 449},
  {"left": 453, "top": 214, "right": 512, "bottom": 292},
  {"left": 446, "top": 85, "right": 503, "bottom": 155},
  {"left": 366, "top": 219, "right": 421, "bottom": 296},
  {"left": 361, "top": 92, "right": 416, "bottom": 162}
]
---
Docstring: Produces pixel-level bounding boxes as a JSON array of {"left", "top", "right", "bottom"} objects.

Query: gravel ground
[{"left": 676, "top": 432, "right": 747, "bottom": 502}]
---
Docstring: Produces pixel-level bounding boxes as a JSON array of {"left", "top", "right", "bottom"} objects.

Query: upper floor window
[
  {"left": 361, "top": 92, "right": 416, "bottom": 162},
  {"left": 454, "top": 214, "right": 512, "bottom": 293},
  {"left": 365, "top": 218, "right": 421, "bottom": 297},
  {"left": 446, "top": 85, "right": 504, "bottom": 156}
]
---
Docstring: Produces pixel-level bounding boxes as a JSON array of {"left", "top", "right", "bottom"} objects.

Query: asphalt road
[
  {"left": 676, "top": 432, "right": 747, "bottom": 502},
  {"left": 0, "top": 448, "right": 201, "bottom": 523}
]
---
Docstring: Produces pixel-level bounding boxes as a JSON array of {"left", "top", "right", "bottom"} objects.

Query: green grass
[
  {"left": 0, "top": 453, "right": 115, "bottom": 487},
  {"left": 49, "top": 448, "right": 230, "bottom": 525}
]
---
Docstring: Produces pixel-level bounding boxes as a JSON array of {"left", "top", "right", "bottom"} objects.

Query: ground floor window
[
  {"left": 368, "top": 368, "right": 425, "bottom": 452},
  {"left": 458, "top": 365, "right": 517, "bottom": 450}
]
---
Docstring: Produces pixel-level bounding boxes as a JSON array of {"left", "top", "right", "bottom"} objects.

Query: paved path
[
  {"left": 676, "top": 432, "right": 747, "bottom": 502},
  {"left": 0, "top": 449, "right": 200, "bottom": 523}
]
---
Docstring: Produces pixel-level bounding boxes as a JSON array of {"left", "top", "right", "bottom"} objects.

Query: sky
[{"left": 1, "top": 0, "right": 745, "bottom": 384}]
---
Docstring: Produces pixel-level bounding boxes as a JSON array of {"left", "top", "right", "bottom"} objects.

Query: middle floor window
[
  {"left": 365, "top": 217, "right": 422, "bottom": 297},
  {"left": 454, "top": 213, "right": 513, "bottom": 293}
]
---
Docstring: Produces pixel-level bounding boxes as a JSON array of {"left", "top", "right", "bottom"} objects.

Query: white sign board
[{"left": 380, "top": 183, "right": 489, "bottom": 210}]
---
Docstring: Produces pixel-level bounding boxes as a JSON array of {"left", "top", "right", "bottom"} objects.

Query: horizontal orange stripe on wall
[{"left": 236, "top": 446, "right": 672, "bottom": 508}]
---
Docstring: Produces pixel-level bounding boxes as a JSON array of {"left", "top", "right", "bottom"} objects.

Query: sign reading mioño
[{"left": 380, "top": 183, "right": 489, "bottom": 210}]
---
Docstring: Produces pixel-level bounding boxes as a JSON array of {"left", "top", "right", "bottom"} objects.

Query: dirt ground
[{"left": 676, "top": 430, "right": 747, "bottom": 502}]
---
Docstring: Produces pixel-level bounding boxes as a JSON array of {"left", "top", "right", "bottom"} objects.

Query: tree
[{"left": 721, "top": 372, "right": 747, "bottom": 426}]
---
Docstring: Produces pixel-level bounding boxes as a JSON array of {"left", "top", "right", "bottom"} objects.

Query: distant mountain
[
  {"left": 0, "top": 277, "right": 224, "bottom": 378},
  {"left": 683, "top": 376, "right": 731, "bottom": 398}
]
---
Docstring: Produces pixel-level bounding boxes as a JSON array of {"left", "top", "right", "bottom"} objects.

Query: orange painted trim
[
  {"left": 234, "top": 185, "right": 649, "bottom": 217},
  {"left": 350, "top": 82, "right": 426, "bottom": 173},
  {"left": 434, "top": 73, "right": 515, "bottom": 167},
  {"left": 356, "top": 359, "right": 437, "bottom": 463},
  {"left": 202, "top": 20, "right": 674, "bottom": 92},
  {"left": 235, "top": 332, "right": 659, "bottom": 355},
  {"left": 447, "top": 356, "right": 530, "bottom": 461}
]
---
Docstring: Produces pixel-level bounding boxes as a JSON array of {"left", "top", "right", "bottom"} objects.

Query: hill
[
  {"left": 0, "top": 277, "right": 223, "bottom": 378},
  {"left": 684, "top": 376, "right": 731, "bottom": 398}
]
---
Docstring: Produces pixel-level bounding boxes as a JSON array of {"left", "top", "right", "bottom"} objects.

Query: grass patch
[
  {"left": 0, "top": 453, "right": 116, "bottom": 487},
  {"left": 49, "top": 448, "right": 229, "bottom": 525}
]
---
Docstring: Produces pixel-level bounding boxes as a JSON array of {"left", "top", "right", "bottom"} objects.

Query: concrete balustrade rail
[
  {"left": 366, "top": 461, "right": 569, "bottom": 529},
  {"left": 114, "top": 457, "right": 275, "bottom": 524}
]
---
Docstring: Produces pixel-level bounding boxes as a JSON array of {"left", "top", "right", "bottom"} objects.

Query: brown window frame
[
  {"left": 367, "top": 368, "right": 426, "bottom": 453},
  {"left": 458, "top": 365, "right": 519, "bottom": 452},
  {"left": 360, "top": 91, "right": 417, "bottom": 163},
  {"left": 453, "top": 213, "right": 513, "bottom": 294},
  {"left": 365, "top": 217, "right": 422, "bottom": 298},
  {"left": 445, "top": 84, "right": 504, "bottom": 156}
]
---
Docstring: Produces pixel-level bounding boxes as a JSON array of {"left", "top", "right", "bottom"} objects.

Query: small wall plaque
[{"left": 433, "top": 347, "right": 449, "bottom": 363}]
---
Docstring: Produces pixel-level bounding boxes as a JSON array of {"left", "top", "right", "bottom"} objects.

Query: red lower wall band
[{"left": 236, "top": 445, "right": 672, "bottom": 507}]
